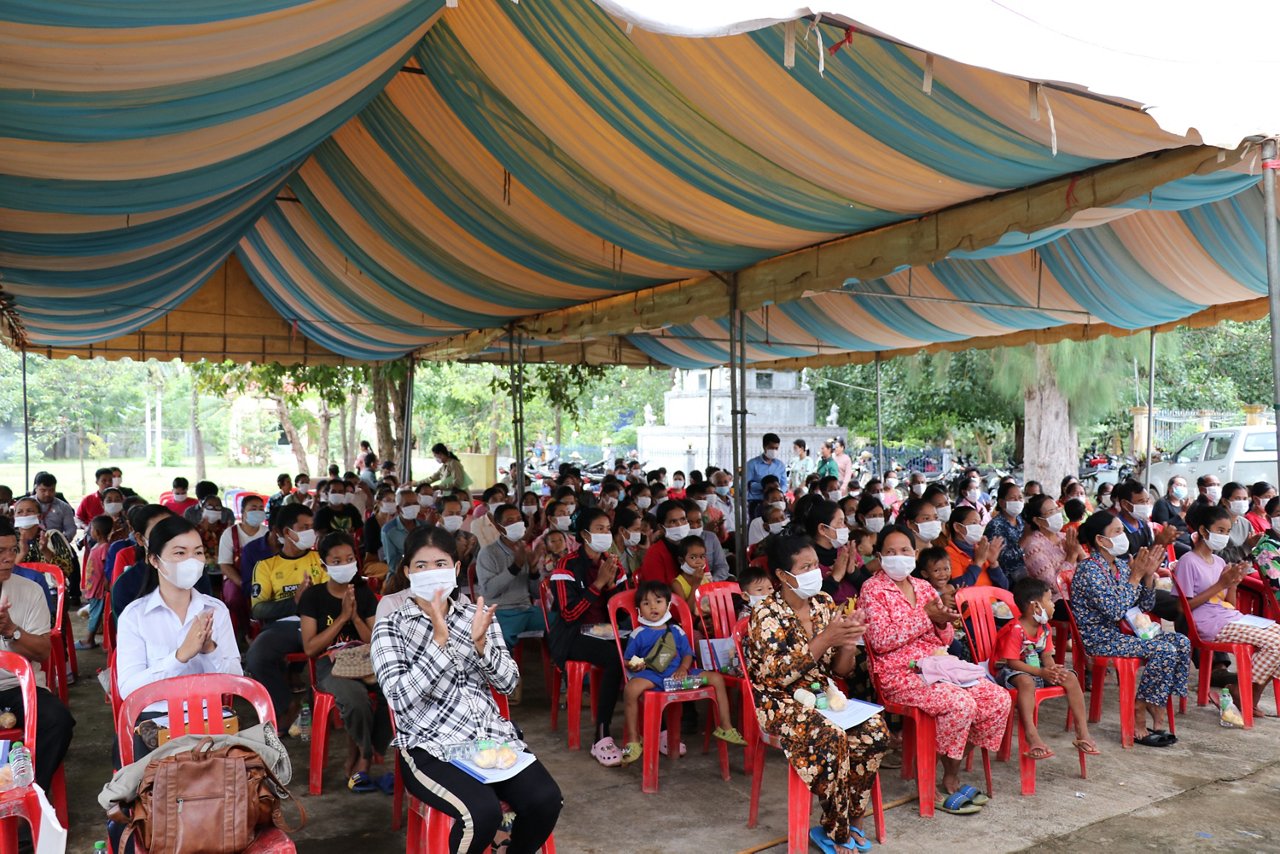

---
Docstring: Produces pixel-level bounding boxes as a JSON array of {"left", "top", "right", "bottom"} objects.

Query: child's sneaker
[
  {"left": 713, "top": 726, "right": 747, "bottom": 746},
  {"left": 619, "top": 742, "right": 642, "bottom": 765}
]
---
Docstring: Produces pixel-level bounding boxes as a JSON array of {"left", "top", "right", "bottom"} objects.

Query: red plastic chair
[
  {"left": 537, "top": 579, "right": 600, "bottom": 750},
  {"left": 307, "top": 657, "right": 359, "bottom": 796},
  {"left": 102, "top": 582, "right": 116, "bottom": 656},
  {"left": 862, "top": 641, "right": 991, "bottom": 817},
  {"left": 694, "top": 581, "right": 757, "bottom": 772},
  {"left": 115, "top": 673, "right": 295, "bottom": 853},
  {"left": 606, "top": 592, "right": 730, "bottom": 793},
  {"left": 954, "top": 587, "right": 1085, "bottom": 795},
  {"left": 1171, "top": 574, "right": 1280, "bottom": 729},
  {"left": 18, "top": 563, "right": 71, "bottom": 704},
  {"left": 0, "top": 651, "right": 66, "bottom": 854},
  {"left": 733, "top": 619, "right": 884, "bottom": 851},
  {"left": 396, "top": 692, "right": 557, "bottom": 853},
  {"left": 1058, "top": 573, "right": 1177, "bottom": 748}
]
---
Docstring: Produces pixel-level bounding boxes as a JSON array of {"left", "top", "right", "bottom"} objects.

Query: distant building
[{"left": 636, "top": 369, "right": 833, "bottom": 476}]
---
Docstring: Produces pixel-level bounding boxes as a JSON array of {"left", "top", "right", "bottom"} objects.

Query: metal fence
[{"left": 1151, "top": 409, "right": 1253, "bottom": 450}]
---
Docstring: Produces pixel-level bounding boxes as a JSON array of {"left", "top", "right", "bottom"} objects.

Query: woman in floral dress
[
  {"left": 860, "top": 526, "right": 1011, "bottom": 812},
  {"left": 1069, "top": 511, "right": 1190, "bottom": 746},
  {"left": 745, "top": 536, "right": 888, "bottom": 853}
]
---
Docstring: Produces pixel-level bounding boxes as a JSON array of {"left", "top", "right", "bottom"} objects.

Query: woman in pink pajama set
[{"left": 860, "top": 525, "right": 1011, "bottom": 812}]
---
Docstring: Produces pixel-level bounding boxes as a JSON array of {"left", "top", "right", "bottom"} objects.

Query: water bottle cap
[{"left": 10, "top": 742, "right": 20, "bottom": 748}]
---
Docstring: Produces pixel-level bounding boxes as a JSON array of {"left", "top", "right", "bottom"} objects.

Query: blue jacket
[{"left": 745, "top": 454, "right": 788, "bottom": 502}]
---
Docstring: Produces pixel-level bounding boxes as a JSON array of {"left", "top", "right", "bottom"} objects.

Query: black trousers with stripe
[{"left": 399, "top": 747, "right": 562, "bottom": 854}]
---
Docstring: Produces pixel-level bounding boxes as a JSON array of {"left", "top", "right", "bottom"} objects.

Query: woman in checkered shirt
[{"left": 372, "top": 525, "right": 563, "bottom": 853}]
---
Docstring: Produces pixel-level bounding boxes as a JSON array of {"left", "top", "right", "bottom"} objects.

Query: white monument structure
[{"left": 636, "top": 369, "right": 835, "bottom": 476}]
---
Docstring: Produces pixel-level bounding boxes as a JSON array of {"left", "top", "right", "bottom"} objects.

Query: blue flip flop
[
  {"left": 374, "top": 772, "right": 395, "bottom": 796},
  {"left": 847, "top": 827, "right": 872, "bottom": 852},
  {"left": 935, "top": 790, "right": 981, "bottom": 815},
  {"left": 808, "top": 826, "right": 869, "bottom": 852},
  {"left": 956, "top": 784, "right": 990, "bottom": 806}
]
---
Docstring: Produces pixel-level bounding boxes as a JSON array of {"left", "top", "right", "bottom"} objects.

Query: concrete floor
[{"left": 62, "top": 618, "right": 1280, "bottom": 853}]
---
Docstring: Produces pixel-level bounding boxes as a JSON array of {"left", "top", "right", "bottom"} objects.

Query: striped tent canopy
[{"left": 1, "top": 0, "right": 1274, "bottom": 366}]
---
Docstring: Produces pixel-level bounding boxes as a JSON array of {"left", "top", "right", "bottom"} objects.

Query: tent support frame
[
  {"left": 1264, "top": 138, "right": 1280, "bottom": 483},
  {"left": 1144, "top": 328, "right": 1156, "bottom": 485},
  {"left": 508, "top": 330, "right": 527, "bottom": 497},
  {"left": 21, "top": 348, "right": 30, "bottom": 490},
  {"left": 399, "top": 359, "right": 415, "bottom": 484},
  {"left": 875, "top": 353, "right": 884, "bottom": 479},
  {"left": 727, "top": 274, "right": 748, "bottom": 574}
]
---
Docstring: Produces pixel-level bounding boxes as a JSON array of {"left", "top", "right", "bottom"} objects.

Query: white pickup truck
[{"left": 1144, "top": 425, "right": 1279, "bottom": 495}]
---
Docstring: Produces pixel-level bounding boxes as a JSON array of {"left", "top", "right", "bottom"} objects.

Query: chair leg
[
  {"left": 915, "top": 716, "right": 937, "bottom": 818},
  {"left": 1018, "top": 707, "right": 1035, "bottom": 796},
  {"left": 309, "top": 695, "right": 333, "bottom": 795},
  {"left": 1088, "top": 664, "right": 1105, "bottom": 724},
  {"left": 549, "top": 666, "right": 561, "bottom": 732},
  {"left": 1237, "top": 652, "right": 1255, "bottom": 729},
  {"left": 1197, "top": 649, "right": 1212, "bottom": 707},
  {"left": 642, "top": 696, "right": 663, "bottom": 794},
  {"left": 566, "top": 669, "right": 583, "bottom": 751},
  {"left": 786, "top": 765, "right": 811, "bottom": 854},
  {"left": 747, "top": 738, "right": 764, "bottom": 828},
  {"left": 1117, "top": 663, "right": 1137, "bottom": 749},
  {"left": 870, "top": 772, "right": 886, "bottom": 844},
  {"left": 392, "top": 759, "right": 404, "bottom": 832}
]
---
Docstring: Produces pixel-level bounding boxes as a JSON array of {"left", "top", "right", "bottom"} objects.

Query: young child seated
[
  {"left": 80, "top": 514, "right": 115, "bottom": 648},
  {"left": 536, "top": 528, "right": 570, "bottom": 578},
  {"left": 737, "top": 565, "right": 774, "bottom": 620},
  {"left": 995, "top": 578, "right": 1099, "bottom": 759},
  {"left": 620, "top": 581, "right": 745, "bottom": 764},
  {"left": 1062, "top": 499, "right": 1087, "bottom": 535},
  {"left": 914, "top": 547, "right": 968, "bottom": 660},
  {"left": 670, "top": 535, "right": 710, "bottom": 613},
  {"left": 847, "top": 527, "right": 878, "bottom": 593}
]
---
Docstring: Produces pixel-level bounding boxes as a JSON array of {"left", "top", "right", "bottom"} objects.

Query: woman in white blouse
[{"left": 116, "top": 515, "right": 241, "bottom": 756}]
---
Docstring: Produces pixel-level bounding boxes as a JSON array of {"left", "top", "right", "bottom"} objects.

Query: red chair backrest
[
  {"left": 694, "top": 581, "right": 741, "bottom": 639},
  {"left": 607, "top": 591, "right": 697, "bottom": 680},
  {"left": 0, "top": 651, "right": 41, "bottom": 764},
  {"left": 116, "top": 674, "right": 275, "bottom": 765},
  {"left": 731, "top": 617, "right": 761, "bottom": 720},
  {"left": 19, "top": 562, "right": 66, "bottom": 636},
  {"left": 953, "top": 586, "right": 1019, "bottom": 670}
]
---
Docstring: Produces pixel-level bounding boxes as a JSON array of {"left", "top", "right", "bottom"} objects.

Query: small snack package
[{"left": 1124, "top": 607, "right": 1161, "bottom": 640}]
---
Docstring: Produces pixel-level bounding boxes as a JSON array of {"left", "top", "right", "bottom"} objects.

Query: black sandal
[{"left": 1135, "top": 728, "right": 1175, "bottom": 747}]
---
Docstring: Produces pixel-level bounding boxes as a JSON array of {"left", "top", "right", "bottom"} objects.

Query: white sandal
[{"left": 591, "top": 736, "right": 622, "bottom": 767}]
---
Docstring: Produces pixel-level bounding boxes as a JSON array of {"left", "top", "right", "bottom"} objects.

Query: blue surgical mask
[{"left": 1172, "top": 485, "right": 1188, "bottom": 500}]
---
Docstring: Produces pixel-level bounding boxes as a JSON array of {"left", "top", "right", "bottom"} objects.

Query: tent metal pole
[
  {"left": 1264, "top": 137, "right": 1280, "bottom": 483},
  {"left": 706, "top": 368, "right": 713, "bottom": 470},
  {"left": 399, "top": 359, "right": 415, "bottom": 484},
  {"left": 738, "top": 291, "right": 748, "bottom": 526},
  {"left": 509, "top": 332, "right": 526, "bottom": 497},
  {"left": 21, "top": 348, "right": 30, "bottom": 491},
  {"left": 1144, "top": 328, "right": 1156, "bottom": 489},
  {"left": 729, "top": 278, "right": 747, "bottom": 572},
  {"left": 875, "top": 353, "right": 885, "bottom": 478}
]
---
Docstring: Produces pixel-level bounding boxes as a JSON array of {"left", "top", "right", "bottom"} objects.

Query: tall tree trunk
[
  {"left": 389, "top": 373, "right": 406, "bottom": 464},
  {"left": 371, "top": 366, "right": 393, "bottom": 462},
  {"left": 273, "top": 395, "right": 309, "bottom": 475},
  {"left": 190, "top": 382, "right": 206, "bottom": 481},
  {"left": 348, "top": 385, "right": 361, "bottom": 469},
  {"left": 1023, "top": 344, "right": 1079, "bottom": 490},
  {"left": 338, "top": 400, "right": 350, "bottom": 471},
  {"left": 318, "top": 400, "right": 333, "bottom": 474}
]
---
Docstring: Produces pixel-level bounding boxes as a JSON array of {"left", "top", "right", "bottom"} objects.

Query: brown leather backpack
[{"left": 109, "top": 738, "right": 306, "bottom": 854}]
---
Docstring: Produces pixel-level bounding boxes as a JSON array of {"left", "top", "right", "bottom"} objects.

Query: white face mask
[
  {"left": 598, "top": 496, "right": 617, "bottom": 509},
  {"left": 587, "top": 531, "right": 613, "bottom": 552},
  {"left": 936, "top": 504, "right": 952, "bottom": 523},
  {"left": 1206, "top": 531, "right": 1230, "bottom": 552},
  {"left": 13, "top": 515, "right": 39, "bottom": 530},
  {"left": 1004, "top": 500, "right": 1025, "bottom": 517},
  {"left": 418, "top": 494, "right": 436, "bottom": 507},
  {"left": 747, "top": 593, "right": 768, "bottom": 607},
  {"left": 161, "top": 557, "right": 204, "bottom": 591},
  {"left": 680, "top": 561, "right": 703, "bottom": 576},
  {"left": 915, "top": 520, "right": 942, "bottom": 542},
  {"left": 1205, "top": 485, "right": 1222, "bottom": 502},
  {"left": 552, "top": 515, "right": 572, "bottom": 531},
  {"left": 765, "top": 448, "right": 779, "bottom": 460},
  {"left": 112, "top": 477, "right": 122, "bottom": 488},
  {"left": 786, "top": 568, "right": 823, "bottom": 598},
  {"left": 1128, "top": 502, "right": 1153, "bottom": 520},
  {"left": 400, "top": 504, "right": 421, "bottom": 520},
  {"left": 522, "top": 504, "right": 537, "bottom": 516},
  {"left": 327, "top": 561, "right": 359, "bottom": 584},
  {"left": 694, "top": 499, "right": 708, "bottom": 513},
  {"left": 504, "top": 521, "right": 527, "bottom": 541},
  {"left": 172, "top": 492, "right": 187, "bottom": 502},
  {"left": 636, "top": 496, "right": 652, "bottom": 510},
  {"left": 963, "top": 523, "right": 984, "bottom": 545},
  {"left": 202, "top": 509, "right": 222, "bottom": 524},
  {"left": 625, "top": 531, "right": 642, "bottom": 547},
  {"left": 1229, "top": 499, "right": 1250, "bottom": 516},
  {"left": 673, "top": 479, "right": 685, "bottom": 488},
  {"left": 1042, "top": 513, "right": 1065, "bottom": 534},
  {"left": 864, "top": 517, "right": 885, "bottom": 534},
  {"left": 769, "top": 501, "right": 786, "bottom": 511},
  {"left": 1032, "top": 606, "right": 1050, "bottom": 626},
  {"left": 880, "top": 554, "right": 915, "bottom": 581},
  {"left": 1099, "top": 494, "right": 1112, "bottom": 508},
  {"left": 825, "top": 525, "right": 849, "bottom": 547},
  {"left": 1105, "top": 533, "right": 1130, "bottom": 556},
  {"left": 1272, "top": 516, "right": 1280, "bottom": 535},
  {"left": 244, "top": 510, "right": 266, "bottom": 528},
  {"left": 911, "top": 483, "right": 926, "bottom": 496},
  {"left": 665, "top": 523, "right": 691, "bottom": 542},
  {"left": 441, "top": 514, "right": 464, "bottom": 533},
  {"left": 104, "top": 502, "right": 124, "bottom": 516},
  {"left": 379, "top": 501, "right": 397, "bottom": 515},
  {"left": 330, "top": 493, "right": 348, "bottom": 506},
  {"left": 767, "top": 521, "right": 786, "bottom": 535},
  {"left": 965, "top": 489, "right": 980, "bottom": 504},
  {"left": 290, "top": 528, "right": 316, "bottom": 550},
  {"left": 638, "top": 609, "right": 671, "bottom": 628},
  {"left": 827, "top": 490, "right": 842, "bottom": 502},
  {"left": 409, "top": 567, "right": 457, "bottom": 602},
  {"left": 885, "top": 478, "right": 899, "bottom": 490}
]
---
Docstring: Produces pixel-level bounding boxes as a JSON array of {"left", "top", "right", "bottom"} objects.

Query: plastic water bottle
[
  {"left": 298, "top": 704, "right": 312, "bottom": 742},
  {"left": 93, "top": 843, "right": 107, "bottom": 853},
  {"left": 9, "top": 742, "right": 33, "bottom": 788}
]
